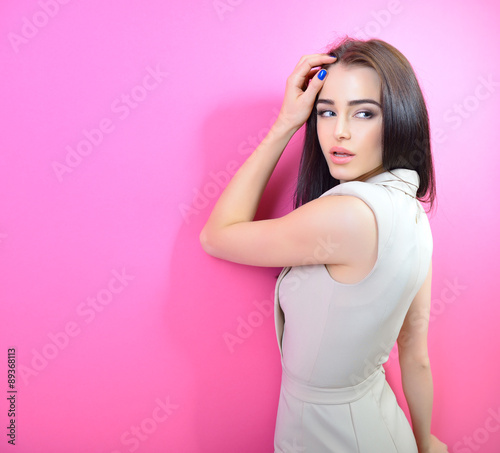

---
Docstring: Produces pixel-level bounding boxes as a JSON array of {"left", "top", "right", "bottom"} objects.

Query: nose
[{"left": 334, "top": 115, "right": 351, "bottom": 141}]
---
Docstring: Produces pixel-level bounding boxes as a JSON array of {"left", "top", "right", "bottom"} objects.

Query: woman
[{"left": 200, "top": 38, "right": 448, "bottom": 453}]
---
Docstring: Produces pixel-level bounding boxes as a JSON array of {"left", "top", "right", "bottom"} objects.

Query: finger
[
  {"left": 301, "top": 67, "right": 329, "bottom": 105},
  {"left": 294, "top": 54, "right": 337, "bottom": 73},
  {"left": 295, "top": 53, "right": 336, "bottom": 69},
  {"left": 289, "top": 55, "right": 336, "bottom": 89},
  {"left": 301, "top": 68, "right": 321, "bottom": 90}
]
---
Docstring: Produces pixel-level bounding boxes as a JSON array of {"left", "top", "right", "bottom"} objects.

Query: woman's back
[
  {"left": 275, "top": 168, "right": 433, "bottom": 387},
  {"left": 273, "top": 168, "right": 432, "bottom": 452}
]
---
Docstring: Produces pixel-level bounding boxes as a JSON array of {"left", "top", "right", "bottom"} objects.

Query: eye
[
  {"left": 354, "top": 110, "right": 374, "bottom": 119},
  {"left": 317, "top": 109, "right": 335, "bottom": 118}
]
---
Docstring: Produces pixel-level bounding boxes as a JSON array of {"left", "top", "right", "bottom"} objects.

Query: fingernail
[{"left": 318, "top": 69, "right": 327, "bottom": 80}]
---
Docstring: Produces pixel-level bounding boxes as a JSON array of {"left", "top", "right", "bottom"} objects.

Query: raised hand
[{"left": 276, "top": 53, "right": 337, "bottom": 133}]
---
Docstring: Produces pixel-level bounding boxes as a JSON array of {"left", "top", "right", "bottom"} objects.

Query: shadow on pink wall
[{"left": 164, "top": 98, "right": 306, "bottom": 451}]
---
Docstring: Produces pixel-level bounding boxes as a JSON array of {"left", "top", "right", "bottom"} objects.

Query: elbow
[
  {"left": 199, "top": 227, "right": 212, "bottom": 255},
  {"left": 399, "top": 352, "right": 431, "bottom": 371},
  {"left": 199, "top": 227, "right": 219, "bottom": 257}
]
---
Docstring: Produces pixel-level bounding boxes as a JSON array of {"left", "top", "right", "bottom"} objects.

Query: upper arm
[
  {"left": 397, "top": 261, "right": 432, "bottom": 366},
  {"left": 200, "top": 194, "right": 377, "bottom": 268}
]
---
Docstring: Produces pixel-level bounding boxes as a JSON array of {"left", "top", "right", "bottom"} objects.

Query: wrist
[
  {"left": 270, "top": 116, "right": 301, "bottom": 140},
  {"left": 416, "top": 437, "right": 431, "bottom": 453}
]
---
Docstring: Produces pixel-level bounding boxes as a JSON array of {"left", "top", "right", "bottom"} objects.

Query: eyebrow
[{"left": 316, "top": 98, "right": 382, "bottom": 108}]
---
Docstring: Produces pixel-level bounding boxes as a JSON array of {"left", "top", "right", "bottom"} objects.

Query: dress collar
[{"left": 361, "top": 168, "right": 420, "bottom": 198}]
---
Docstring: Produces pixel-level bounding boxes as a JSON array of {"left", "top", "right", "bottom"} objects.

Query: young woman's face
[{"left": 316, "top": 63, "right": 383, "bottom": 182}]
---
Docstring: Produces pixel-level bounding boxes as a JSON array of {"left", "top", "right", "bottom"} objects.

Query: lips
[
  {"left": 330, "top": 147, "right": 354, "bottom": 157},
  {"left": 329, "top": 147, "right": 355, "bottom": 165}
]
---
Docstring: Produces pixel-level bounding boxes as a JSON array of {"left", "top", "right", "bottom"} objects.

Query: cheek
[
  {"left": 358, "top": 122, "right": 383, "bottom": 149},
  {"left": 316, "top": 122, "right": 329, "bottom": 151}
]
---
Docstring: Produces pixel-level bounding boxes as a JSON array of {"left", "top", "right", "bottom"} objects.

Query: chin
[{"left": 329, "top": 166, "right": 356, "bottom": 182}]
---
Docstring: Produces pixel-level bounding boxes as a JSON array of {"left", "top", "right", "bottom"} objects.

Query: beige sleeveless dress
[{"left": 273, "top": 169, "right": 432, "bottom": 452}]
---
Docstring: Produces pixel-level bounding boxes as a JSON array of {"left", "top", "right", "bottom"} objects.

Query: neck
[{"left": 351, "top": 164, "right": 385, "bottom": 183}]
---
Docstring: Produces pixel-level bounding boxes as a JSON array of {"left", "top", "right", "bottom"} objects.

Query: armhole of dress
[{"left": 322, "top": 184, "right": 392, "bottom": 287}]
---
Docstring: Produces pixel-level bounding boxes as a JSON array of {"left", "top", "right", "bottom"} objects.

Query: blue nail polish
[{"left": 318, "top": 69, "right": 327, "bottom": 80}]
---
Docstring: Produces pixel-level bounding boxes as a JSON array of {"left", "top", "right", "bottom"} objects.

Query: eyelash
[{"left": 316, "top": 109, "right": 375, "bottom": 119}]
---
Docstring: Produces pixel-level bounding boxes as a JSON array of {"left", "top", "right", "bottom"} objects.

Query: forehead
[{"left": 318, "top": 64, "right": 381, "bottom": 102}]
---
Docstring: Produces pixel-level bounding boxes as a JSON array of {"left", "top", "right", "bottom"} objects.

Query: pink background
[{"left": 1, "top": 1, "right": 500, "bottom": 452}]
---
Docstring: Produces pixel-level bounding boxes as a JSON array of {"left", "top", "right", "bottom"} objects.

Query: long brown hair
[{"left": 294, "top": 37, "right": 436, "bottom": 211}]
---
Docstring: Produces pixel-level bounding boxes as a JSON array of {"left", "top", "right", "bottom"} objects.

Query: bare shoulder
[
  {"left": 318, "top": 195, "right": 378, "bottom": 280},
  {"left": 285, "top": 194, "right": 378, "bottom": 267},
  {"left": 314, "top": 194, "right": 377, "bottom": 243}
]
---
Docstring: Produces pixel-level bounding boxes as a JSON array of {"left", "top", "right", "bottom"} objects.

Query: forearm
[
  {"left": 201, "top": 119, "right": 296, "bottom": 235},
  {"left": 200, "top": 53, "right": 336, "bottom": 253},
  {"left": 400, "top": 360, "right": 434, "bottom": 453}
]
